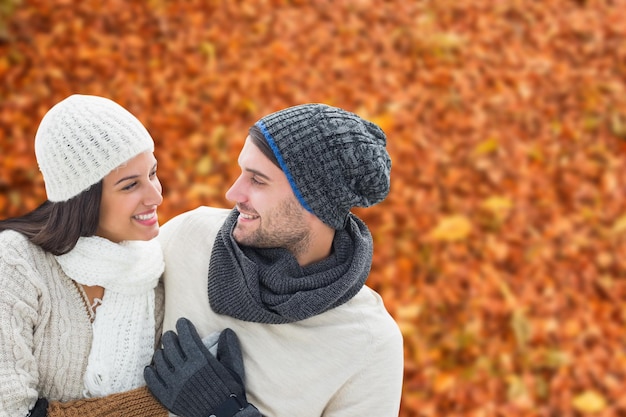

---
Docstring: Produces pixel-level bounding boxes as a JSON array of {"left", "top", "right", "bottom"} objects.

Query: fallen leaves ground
[{"left": 1, "top": 1, "right": 626, "bottom": 415}]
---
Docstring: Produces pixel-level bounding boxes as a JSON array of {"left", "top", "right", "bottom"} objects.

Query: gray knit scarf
[{"left": 207, "top": 209, "right": 373, "bottom": 324}]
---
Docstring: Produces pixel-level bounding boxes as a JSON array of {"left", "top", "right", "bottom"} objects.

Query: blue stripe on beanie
[{"left": 255, "top": 120, "right": 314, "bottom": 214}]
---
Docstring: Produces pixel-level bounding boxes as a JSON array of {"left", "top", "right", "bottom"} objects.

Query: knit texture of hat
[
  {"left": 35, "top": 94, "right": 155, "bottom": 202},
  {"left": 255, "top": 103, "right": 391, "bottom": 230}
]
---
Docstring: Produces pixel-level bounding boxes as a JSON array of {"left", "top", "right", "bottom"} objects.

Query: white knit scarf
[{"left": 55, "top": 236, "right": 164, "bottom": 397}]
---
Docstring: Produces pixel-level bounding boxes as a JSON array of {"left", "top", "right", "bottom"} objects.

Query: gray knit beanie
[
  {"left": 35, "top": 94, "right": 155, "bottom": 202},
  {"left": 255, "top": 103, "right": 391, "bottom": 230}
]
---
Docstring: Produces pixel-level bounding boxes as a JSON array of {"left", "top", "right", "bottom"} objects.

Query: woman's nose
[{"left": 146, "top": 179, "right": 163, "bottom": 206}]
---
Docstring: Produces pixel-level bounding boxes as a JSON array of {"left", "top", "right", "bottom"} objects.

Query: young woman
[{"left": 0, "top": 95, "right": 168, "bottom": 417}]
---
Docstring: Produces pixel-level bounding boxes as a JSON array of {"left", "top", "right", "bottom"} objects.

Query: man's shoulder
[
  {"left": 346, "top": 286, "right": 403, "bottom": 340},
  {"left": 166, "top": 206, "right": 231, "bottom": 222},
  {"left": 161, "top": 206, "right": 231, "bottom": 233},
  {"left": 158, "top": 206, "right": 231, "bottom": 248}
]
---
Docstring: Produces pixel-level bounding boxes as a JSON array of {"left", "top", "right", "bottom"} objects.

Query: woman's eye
[
  {"left": 251, "top": 177, "right": 263, "bottom": 185},
  {"left": 122, "top": 182, "right": 137, "bottom": 191}
]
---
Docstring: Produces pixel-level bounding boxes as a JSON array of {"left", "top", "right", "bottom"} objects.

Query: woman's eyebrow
[
  {"left": 113, "top": 163, "right": 157, "bottom": 185},
  {"left": 114, "top": 174, "right": 139, "bottom": 186}
]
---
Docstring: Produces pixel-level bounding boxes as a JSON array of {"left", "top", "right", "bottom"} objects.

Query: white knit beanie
[{"left": 35, "top": 94, "right": 155, "bottom": 202}]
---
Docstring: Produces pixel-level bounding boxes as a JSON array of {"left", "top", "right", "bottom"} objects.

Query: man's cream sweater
[{"left": 159, "top": 207, "right": 404, "bottom": 417}]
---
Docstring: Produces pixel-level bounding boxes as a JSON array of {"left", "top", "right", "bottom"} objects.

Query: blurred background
[{"left": 1, "top": 0, "right": 626, "bottom": 415}]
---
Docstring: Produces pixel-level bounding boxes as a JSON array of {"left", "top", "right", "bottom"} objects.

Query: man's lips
[{"left": 238, "top": 212, "right": 259, "bottom": 220}]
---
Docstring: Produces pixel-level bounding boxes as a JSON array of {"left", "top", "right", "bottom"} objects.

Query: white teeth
[
  {"left": 240, "top": 213, "right": 258, "bottom": 220},
  {"left": 134, "top": 212, "right": 155, "bottom": 221}
]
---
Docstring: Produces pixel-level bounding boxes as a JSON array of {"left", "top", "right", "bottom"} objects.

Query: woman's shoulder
[
  {"left": 0, "top": 229, "right": 36, "bottom": 253},
  {"left": 0, "top": 229, "right": 53, "bottom": 290},
  {"left": 0, "top": 229, "right": 54, "bottom": 275}
]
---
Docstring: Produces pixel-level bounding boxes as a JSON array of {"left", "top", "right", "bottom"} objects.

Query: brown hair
[
  {"left": 249, "top": 124, "right": 280, "bottom": 168},
  {"left": 0, "top": 181, "right": 102, "bottom": 255}
]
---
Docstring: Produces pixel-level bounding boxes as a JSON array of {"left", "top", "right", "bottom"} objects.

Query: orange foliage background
[{"left": 2, "top": 1, "right": 626, "bottom": 416}]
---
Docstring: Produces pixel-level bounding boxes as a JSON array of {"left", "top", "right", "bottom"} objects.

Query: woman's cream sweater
[{"left": 0, "top": 230, "right": 165, "bottom": 417}]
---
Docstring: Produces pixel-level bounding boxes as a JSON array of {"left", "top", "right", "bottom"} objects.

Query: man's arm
[{"left": 324, "top": 322, "right": 404, "bottom": 416}]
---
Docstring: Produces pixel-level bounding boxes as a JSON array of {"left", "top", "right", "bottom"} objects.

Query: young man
[{"left": 147, "top": 104, "right": 404, "bottom": 417}]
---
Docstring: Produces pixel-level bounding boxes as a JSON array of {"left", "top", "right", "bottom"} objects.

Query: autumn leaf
[
  {"left": 428, "top": 215, "right": 472, "bottom": 242},
  {"left": 481, "top": 196, "right": 513, "bottom": 214},
  {"left": 572, "top": 390, "right": 607, "bottom": 413},
  {"left": 611, "top": 214, "right": 626, "bottom": 235},
  {"left": 473, "top": 137, "right": 499, "bottom": 156}
]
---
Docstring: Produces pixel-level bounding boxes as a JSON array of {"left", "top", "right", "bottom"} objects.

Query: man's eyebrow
[{"left": 245, "top": 168, "right": 272, "bottom": 181}]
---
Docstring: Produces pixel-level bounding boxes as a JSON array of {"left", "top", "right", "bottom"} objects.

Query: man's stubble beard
[{"left": 233, "top": 198, "right": 311, "bottom": 258}]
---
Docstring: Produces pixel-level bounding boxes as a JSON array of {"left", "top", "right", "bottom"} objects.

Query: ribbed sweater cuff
[{"left": 47, "top": 386, "right": 168, "bottom": 417}]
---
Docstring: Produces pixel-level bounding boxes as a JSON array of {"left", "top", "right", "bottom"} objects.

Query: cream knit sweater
[
  {"left": 159, "top": 207, "right": 404, "bottom": 417},
  {"left": 0, "top": 230, "right": 165, "bottom": 417}
]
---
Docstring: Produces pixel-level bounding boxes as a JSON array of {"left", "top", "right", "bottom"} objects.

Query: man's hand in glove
[{"left": 144, "top": 317, "right": 260, "bottom": 417}]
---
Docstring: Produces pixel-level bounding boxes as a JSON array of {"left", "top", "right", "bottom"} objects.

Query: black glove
[
  {"left": 144, "top": 317, "right": 256, "bottom": 417},
  {"left": 27, "top": 398, "right": 48, "bottom": 417}
]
